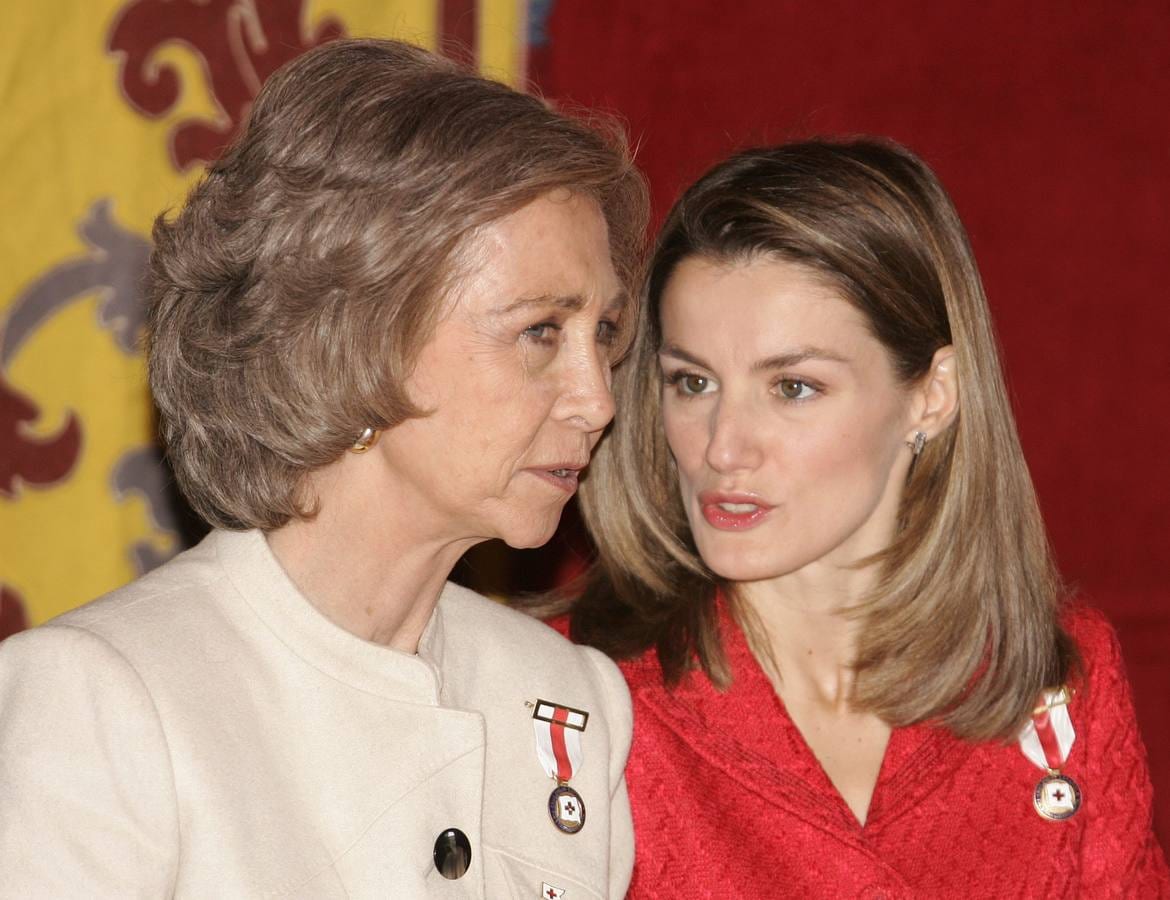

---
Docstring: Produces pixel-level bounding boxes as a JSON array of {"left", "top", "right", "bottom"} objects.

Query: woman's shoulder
[
  {"left": 1057, "top": 601, "right": 1135, "bottom": 729},
  {"left": 545, "top": 612, "right": 664, "bottom": 688},
  {"left": 1061, "top": 601, "right": 1115, "bottom": 649},
  {"left": 441, "top": 586, "right": 632, "bottom": 706},
  {"left": 442, "top": 584, "right": 601, "bottom": 661},
  {"left": 1060, "top": 601, "right": 1123, "bottom": 683},
  {"left": 15, "top": 533, "right": 228, "bottom": 654}
]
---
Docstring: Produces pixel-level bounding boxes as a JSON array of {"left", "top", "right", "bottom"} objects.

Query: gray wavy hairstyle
[{"left": 146, "top": 38, "right": 647, "bottom": 530}]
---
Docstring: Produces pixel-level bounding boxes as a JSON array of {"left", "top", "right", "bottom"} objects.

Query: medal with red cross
[
  {"left": 1018, "top": 686, "right": 1081, "bottom": 821},
  {"left": 532, "top": 699, "right": 589, "bottom": 834}
]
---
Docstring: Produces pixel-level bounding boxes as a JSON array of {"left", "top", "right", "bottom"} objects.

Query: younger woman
[{"left": 571, "top": 139, "right": 1169, "bottom": 896}]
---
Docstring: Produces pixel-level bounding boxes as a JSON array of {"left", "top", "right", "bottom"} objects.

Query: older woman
[
  {"left": 569, "top": 139, "right": 1169, "bottom": 896},
  {"left": 0, "top": 39, "right": 646, "bottom": 898}
]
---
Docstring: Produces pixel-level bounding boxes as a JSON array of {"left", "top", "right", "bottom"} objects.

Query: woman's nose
[
  {"left": 558, "top": 344, "right": 616, "bottom": 433},
  {"left": 704, "top": 398, "right": 763, "bottom": 473}
]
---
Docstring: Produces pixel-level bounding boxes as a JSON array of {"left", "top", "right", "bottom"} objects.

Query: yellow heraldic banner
[{"left": 0, "top": 0, "right": 527, "bottom": 635}]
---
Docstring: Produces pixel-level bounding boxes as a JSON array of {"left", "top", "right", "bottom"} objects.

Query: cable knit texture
[{"left": 617, "top": 604, "right": 1169, "bottom": 898}]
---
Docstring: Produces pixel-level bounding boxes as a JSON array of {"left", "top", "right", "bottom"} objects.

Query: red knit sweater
[{"left": 618, "top": 605, "right": 1169, "bottom": 898}]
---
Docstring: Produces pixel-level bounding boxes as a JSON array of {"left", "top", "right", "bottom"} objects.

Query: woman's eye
[
  {"left": 777, "top": 378, "right": 816, "bottom": 400},
  {"left": 665, "top": 372, "right": 712, "bottom": 396},
  {"left": 522, "top": 322, "right": 559, "bottom": 343},
  {"left": 596, "top": 319, "right": 619, "bottom": 346}
]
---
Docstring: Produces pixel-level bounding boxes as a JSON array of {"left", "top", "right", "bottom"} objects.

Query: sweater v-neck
[{"left": 630, "top": 601, "right": 973, "bottom": 837}]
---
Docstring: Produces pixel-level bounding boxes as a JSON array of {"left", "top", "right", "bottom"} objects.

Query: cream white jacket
[{"left": 0, "top": 529, "right": 633, "bottom": 898}]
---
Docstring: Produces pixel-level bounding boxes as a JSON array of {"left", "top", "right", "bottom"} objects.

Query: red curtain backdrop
[
  {"left": 4, "top": 0, "right": 1165, "bottom": 859},
  {"left": 530, "top": 0, "right": 1170, "bottom": 849}
]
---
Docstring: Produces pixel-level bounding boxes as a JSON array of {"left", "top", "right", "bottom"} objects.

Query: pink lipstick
[{"left": 698, "top": 491, "right": 774, "bottom": 531}]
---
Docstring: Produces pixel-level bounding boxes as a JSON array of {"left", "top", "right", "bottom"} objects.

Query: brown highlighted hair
[
  {"left": 570, "top": 138, "right": 1074, "bottom": 741},
  {"left": 147, "top": 38, "right": 647, "bottom": 531}
]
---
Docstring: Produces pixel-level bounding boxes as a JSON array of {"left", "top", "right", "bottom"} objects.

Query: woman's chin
[
  {"left": 498, "top": 519, "right": 561, "bottom": 551},
  {"left": 696, "top": 543, "right": 792, "bottom": 585}
]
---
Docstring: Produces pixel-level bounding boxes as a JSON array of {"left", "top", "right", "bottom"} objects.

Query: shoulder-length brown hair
[
  {"left": 147, "top": 38, "right": 647, "bottom": 531},
  {"left": 571, "top": 138, "right": 1074, "bottom": 741}
]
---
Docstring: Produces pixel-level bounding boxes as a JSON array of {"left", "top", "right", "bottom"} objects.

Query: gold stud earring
[{"left": 350, "top": 426, "right": 380, "bottom": 453}]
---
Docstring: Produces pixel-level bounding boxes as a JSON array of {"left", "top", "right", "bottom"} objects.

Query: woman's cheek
[{"left": 662, "top": 411, "right": 701, "bottom": 473}]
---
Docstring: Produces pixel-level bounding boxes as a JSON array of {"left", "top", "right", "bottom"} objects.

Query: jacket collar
[{"left": 209, "top": 528, "right": 448, "bottom": 704}]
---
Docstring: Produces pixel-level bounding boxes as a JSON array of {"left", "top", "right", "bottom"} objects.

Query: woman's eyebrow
[
  {"left": 658, "top": 344, "right": 712, "bottom": 369},
  {"left": 751, "top": 347, "right": 848, "bottom": 371},
  {"left": 491, "top": 291, "right": 628, "bottom": 316},
  {"left": 604, "top": 291, "right": 630, "bottom": 315},
  {"left": 659, "top": 344, "right": 847, "bottom": 371},
  {"left": 492, "top": 294, "right": 585, "bottom": 315}
]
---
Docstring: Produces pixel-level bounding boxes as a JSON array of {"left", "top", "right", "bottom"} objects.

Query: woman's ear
[{"left": 908, "top": 345, "right": 959, "bottom": 441}]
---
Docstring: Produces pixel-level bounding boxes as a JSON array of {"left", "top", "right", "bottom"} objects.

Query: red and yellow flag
[{"left": 0, "top": 0, "right": 527, "bottom": 636}]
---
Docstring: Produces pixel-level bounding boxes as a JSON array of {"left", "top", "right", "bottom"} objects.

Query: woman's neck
[
  {"left": 737, "top": 563, "right": 877, "bottom": 711},
  {"left": 737, "top": 565, "right": 893, "bottom": 826},
  {"left": 265, "top": 464, "right": 477, "bottom": 653}
]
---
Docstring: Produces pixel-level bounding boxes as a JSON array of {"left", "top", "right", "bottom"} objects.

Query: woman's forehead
[{"left": 661, "top": 257, "right": 867, "bottom": 341}]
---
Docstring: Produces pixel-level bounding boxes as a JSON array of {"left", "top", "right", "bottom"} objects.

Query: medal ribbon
[
  {"left": 1018, "top": 687, "right": 1075, "bottom": 772},
  {"left": 532, "top": 701, "right": 584, "bottom": 783},
  {"left": 1033, "top": 710, "right": 1064, "bottom": 770},
  {"left": 550, "top": 706, "right": 573, "bottom": 782}
]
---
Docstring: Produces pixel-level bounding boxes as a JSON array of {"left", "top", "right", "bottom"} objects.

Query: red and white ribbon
[
  {"left": 1018, "top": 687, "right": 1075, "bottom": 771},
  {"left": 532, "top": 700, "right": 586, "bottom": 783}
]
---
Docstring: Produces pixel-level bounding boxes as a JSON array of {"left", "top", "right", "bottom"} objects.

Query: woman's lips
[
  {"left": 698, "top": 491, "right": 774, "bottom": 530},
  {"left": 526, "top": 466, "right": 583, "bottom": 493}
]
